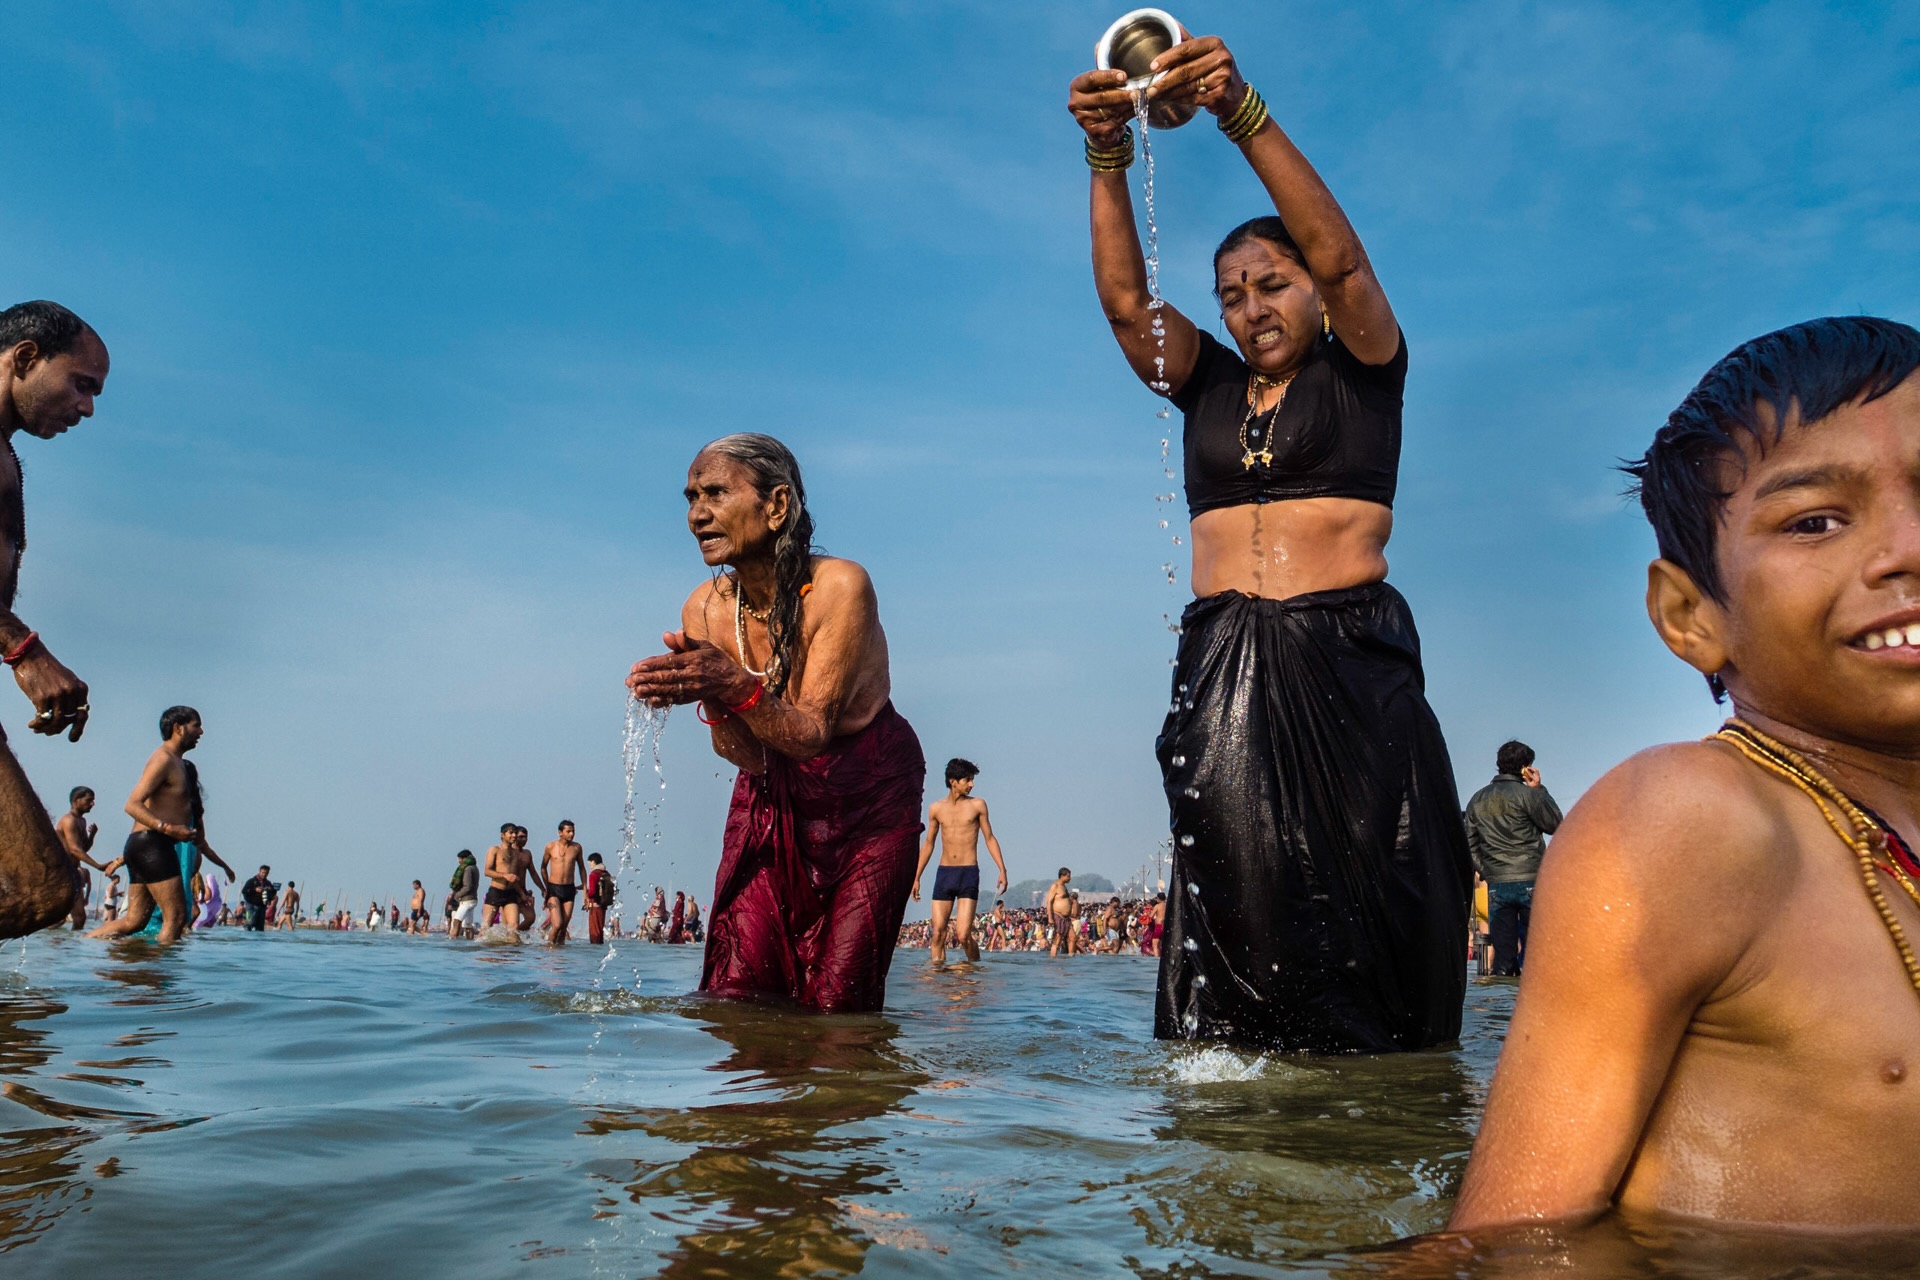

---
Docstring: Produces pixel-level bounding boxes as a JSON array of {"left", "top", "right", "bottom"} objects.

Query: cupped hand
[
  {"left": 1145, "top": 34, "right": 1245, "bottom": 117},
  {"left": 1068, "top": 68, "right": 1135, "bottom": 147},
  {"left": 14, "top": 647, "right": 88, "bottom": 741},
  {"left": 626, "top": 633, "right": 757, "bottom": 708}
]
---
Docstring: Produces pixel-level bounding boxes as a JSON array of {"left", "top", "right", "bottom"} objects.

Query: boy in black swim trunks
[{"left": 911, "top": 758, "right": 1009, "bottom": 964}]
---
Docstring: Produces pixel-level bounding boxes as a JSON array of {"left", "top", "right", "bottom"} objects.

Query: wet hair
[
  {"left": 945, "top": 758, "right": 978, "bottom": 784},
  {"left": 500, "top": 822, "right": 515, "bottom": 834},
  {"left": 0, "top": 300, "right": 97, "bottom": 360},
  {"left": 1624, "top": 316, "right": 1920, "bottom": 701},
  {"left": 69, "top": 786, "right": 92, "bottom": 804},
  {"left": 412, "top": 880, "right": 421, "bottom": 887},
  {"left": 559, "top": 819, "right": 574, "bottom": 829},
  {"left": 1496, "top": 740, "right": 1536, "bottom": 775},
  {"left": 1057, "top": 867, "right": 1071, "bottom": 879},
  {"left": 1211, "top": 216, "right": 1304, "bottom": 291},
  {"left": 514, "top": 825, "right": 528, "bottom": 837},
  {"left": 159, "top": 705, "right": 200, "bottom": 739},
  {"left": 1625, "top": 317, "right": 1920, "bottom": 604},
  {"left": 698, "top": 433, "right": 816, "bottom": 698}
]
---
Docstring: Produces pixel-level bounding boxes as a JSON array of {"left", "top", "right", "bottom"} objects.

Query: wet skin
[{"left": 1453, "top": 377, "right": 1920, "bottom": 1229}]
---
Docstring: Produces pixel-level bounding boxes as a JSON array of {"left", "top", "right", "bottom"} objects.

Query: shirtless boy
[
  {"left": 484, "top": 822, "right": 543, "bottom": 933},
  {"left": 408, "top": 880, "right": 427, "bottom": 934},
  {"left": 1450, "top": 317, "right": 1920, "bottom": 1232},
  {"left": 278, "top": 881, "right": 300, "bottom": 930},
  {"left": 55, "top": 785, "right": 112, "bottom": 930},
  {"left": 542, "top": 820, "right": 585, "bottom": 944},
  {"left": 1043, "top": 867, "right": 1076, "bottom": 958},
  {"left": 89, "top": 706, "right": 235, "bottom": 945},
  {"left": 911, "top": 758, "right": 1009, "bottom": 963}
]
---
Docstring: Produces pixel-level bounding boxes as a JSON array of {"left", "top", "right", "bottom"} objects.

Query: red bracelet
[
  {"left": 695, "top": 701, "right": 730, "bottom": 727},
  {"left": 3, "top": 632, "right": 37, "bottom": 665},
  {"left": 727, "top": 682, "right": 765, "bottom": 715}
]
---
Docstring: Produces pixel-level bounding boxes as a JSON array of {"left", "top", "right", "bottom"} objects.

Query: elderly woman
[
  {"left": 627, "top": 433, "right": 925, "bottom": 1013},
  {"left": 1070, "top": 33, "right": 1471, "bottom": 1051}
]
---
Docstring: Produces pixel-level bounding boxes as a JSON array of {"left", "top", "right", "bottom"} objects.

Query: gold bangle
[
  {"left": 1220, "top": 85, "right": 1269, "bottom": 144},
  {"left": 1085, "top": 128, "right": 1135, "bottom": 172}
]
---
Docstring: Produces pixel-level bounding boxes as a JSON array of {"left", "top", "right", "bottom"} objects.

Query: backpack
[{"left": 588, "top": 868, "right": 615, "bottom": 907}]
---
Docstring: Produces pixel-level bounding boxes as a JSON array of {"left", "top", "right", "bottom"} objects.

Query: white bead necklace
[{"left": 733, "top": 579, "right": 770, "bottom": 680}]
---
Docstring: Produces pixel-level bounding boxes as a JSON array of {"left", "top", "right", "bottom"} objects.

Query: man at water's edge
[{"left": 0, "top": 301, "right": 106, "bottom": 938}]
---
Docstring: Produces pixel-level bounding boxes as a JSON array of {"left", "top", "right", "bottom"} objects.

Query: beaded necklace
[
  {"left": 731, "top": 579, "right": 770, "bottom": 681},
  {"left": 1713, "top": 719, "right": 1920, "bottom": 999},
  {"left": 1238, "top": 371, "right": 1294, "bottom": 471}
]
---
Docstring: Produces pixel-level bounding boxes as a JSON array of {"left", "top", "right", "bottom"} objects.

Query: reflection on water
[
  {"left": 0, "top": 936, "right": 1912, "bottom": 1276},
  {"left": 593, "top": 1001, "right": 928, "bottom": 1276}
]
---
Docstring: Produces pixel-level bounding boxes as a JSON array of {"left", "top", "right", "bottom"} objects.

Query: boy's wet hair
[
  {"left": 1624, "top": 316, "right": 1920, "bottom": 605},
  {"left": 944, "top": 757, "right": 978, "bottom": 783},
  {"left": 1496, "top": 740, "right": 1535, "bottom": 775}
]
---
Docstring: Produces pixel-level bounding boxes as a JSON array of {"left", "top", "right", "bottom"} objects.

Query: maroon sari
[{"left": 700, "top": 702, "right": 925, "bottom": 1013}]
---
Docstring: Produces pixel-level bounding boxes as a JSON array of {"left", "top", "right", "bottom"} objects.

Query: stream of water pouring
[
  {"left": 1134, "top": 90, "right": 1186, "bottom": 635},
  {"left": 580, "top": 698, "right": 668, "bottom": 1059}
]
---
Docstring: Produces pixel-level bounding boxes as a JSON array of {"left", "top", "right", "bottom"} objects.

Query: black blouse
[{"left": 1170, "top": 327, "right": 1407, "bottom": 519}]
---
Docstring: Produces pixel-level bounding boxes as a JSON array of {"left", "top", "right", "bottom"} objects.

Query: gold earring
[{"left": 1321, "top": 310, "right": 1331, "bottom": 339}]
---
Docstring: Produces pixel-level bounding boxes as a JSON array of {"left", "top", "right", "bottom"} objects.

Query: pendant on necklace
[{"left": 1241, "top": 448, "right": 1272, "bottom": 470}]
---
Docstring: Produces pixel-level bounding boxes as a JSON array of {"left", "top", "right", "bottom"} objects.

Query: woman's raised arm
[
  {"left": 1070, "top": 69, "right": 1202, "bottom": 398},
  {"left": 1146, "top": 36, "right": 1400, "bottom": 365}
]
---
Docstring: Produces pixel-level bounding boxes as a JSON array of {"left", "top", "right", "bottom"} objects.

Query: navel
[{"left": 1882, "top": 1059, "right": 1907, "bottom": 1085}]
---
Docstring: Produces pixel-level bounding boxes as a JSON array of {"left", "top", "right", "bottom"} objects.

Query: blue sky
[{"left": 3, "top": 1, "right": 1916, "bottom": 917}]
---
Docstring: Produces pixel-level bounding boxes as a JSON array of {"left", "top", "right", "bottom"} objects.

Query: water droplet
[
  {"left": 1178, "top": 683, "right": 1188, "bottom": 692},
  {"left": 1179, "top": 835, "right": 1195, "bottom": 847},
  {"left": 1183, "top": 937, "right": 1198, "bottom": 951},
  {"left": 1194, "top": 974, "right": 1207, "bottom": 986},
  {"left": 1182, "top": 786, "right": 1200, "bottom": 799},
  {"left": 1186, "top": 882, "right": 1199, "bottom": 894},
  {"left": 1271, "top": 963, "right": 1280, "bottom": 972},
  {"left": 1183, "top": 1013, "right": 1199, "bottom": 1032},
  {"left": 1171, "top": 754, "right": 1187, "bottom": 766},
  {"left": 1158, "top": 518, "right": 1169, "bottom": 529}
]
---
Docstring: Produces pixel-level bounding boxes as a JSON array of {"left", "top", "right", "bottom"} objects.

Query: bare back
[
  {"left": 928, "top": 797, "right": 986, "bottom": 867},
  {"left": 129, "top": 746, "right": 194, "bottom": 831}
]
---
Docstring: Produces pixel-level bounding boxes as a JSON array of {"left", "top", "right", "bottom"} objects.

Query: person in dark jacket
[{"left": 1464, "top": 742, "right": 1563, "bottom": 976}]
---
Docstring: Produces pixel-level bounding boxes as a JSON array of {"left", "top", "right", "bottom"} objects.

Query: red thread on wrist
[
  {"left": 695, "top": 701, "right": 730, "bottom": 727},
  {"left": 727, "top": 682, "right": 765, "bottom": 715},
  {"left": 3, "top": 632, "right": 37, "bottom": 665}
]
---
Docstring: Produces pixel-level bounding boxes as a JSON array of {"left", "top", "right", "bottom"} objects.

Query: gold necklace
[
  {"left": 1713, "top": 719, "right": 1920, "bottom": 1000},
  {"left": 1239, "top": 372, "right": 1294, "bottom": 470}
]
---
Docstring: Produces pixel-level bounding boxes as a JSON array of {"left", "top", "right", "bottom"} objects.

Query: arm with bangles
[
  {"left": 0, "top": 613, "right": 88, "bottom": 741},
  {"left": 1069, "top": 33, "right": 1398, "bottom": 369}
]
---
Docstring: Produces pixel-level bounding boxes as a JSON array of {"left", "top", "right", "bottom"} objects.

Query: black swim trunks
[
  {"left": 931, "top": 864, "right": 980, "bottom": 902},
  {"left": 483, "top": 886, "right": 516, "bottom": 908},
  {"left": 546, "top": 884, "right": 577, "bottom": 905},
  {"left": 122, "top": 829, "right": 180, "bottom": 886}
]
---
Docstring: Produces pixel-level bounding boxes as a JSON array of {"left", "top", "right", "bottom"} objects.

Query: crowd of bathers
[{"left": 897, "top": 896, "right": 1167, "bottom": 955}]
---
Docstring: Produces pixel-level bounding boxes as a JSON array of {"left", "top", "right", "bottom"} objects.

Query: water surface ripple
[{"left": 3, "top": 933, "right": 1910, "bottom": 1278}]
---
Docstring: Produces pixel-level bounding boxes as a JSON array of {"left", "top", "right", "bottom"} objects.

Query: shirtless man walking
[
  {"left": 278, "top": 881, "right": 300, "bottom": 930},
  {"left": 542, "top": 820, "right": 585, "bottom": 944},
  {"left": 89, "top": 706, "right": 235, "bottom": 944},
  {"left": 911, "top": 758, "right": 1008, "bottom": 964},
  {"left": 407, "top": 880, "right": 428, "bottom": 934},
  {"left": 484, "top": 822, "right": 543, "bottom": 934},
  {"left": 1044, "top": 867, "right": 1077, "bottom": 958},
  {"left": 55, "top": 786, "right": 111, "bottom": 930},
  {"left": 0, "top": 302, "right": 107, "bottom": 937}
]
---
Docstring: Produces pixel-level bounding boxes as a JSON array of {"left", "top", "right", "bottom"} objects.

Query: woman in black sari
[{"left": 1070, "top": 31, "right": 1471, "bottom": 1052}]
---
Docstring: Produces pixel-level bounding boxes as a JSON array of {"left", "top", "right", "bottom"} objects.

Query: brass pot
[{"left": 1095, "top": 8, "right": 1195, "bottom": 130}]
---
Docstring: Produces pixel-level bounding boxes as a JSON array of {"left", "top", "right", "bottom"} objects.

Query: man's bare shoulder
[{"left": 1546, "top": 739, "right": 1798, "bottom": 898}]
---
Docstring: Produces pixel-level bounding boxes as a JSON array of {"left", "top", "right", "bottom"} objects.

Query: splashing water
[
  {"left": 1131, "top": 90, "right": 1184, "bottom": 596},
  {"left": 584, "top": 697, "right": 669, "bottom": 1088},
  {"left": 1168, "top": 1044, "right": 1270, "bottom": 1084}
]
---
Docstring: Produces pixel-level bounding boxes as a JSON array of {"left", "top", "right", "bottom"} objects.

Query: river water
[{"left": 2, "top": 932, "right": 1915, "bottom": 1278}]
